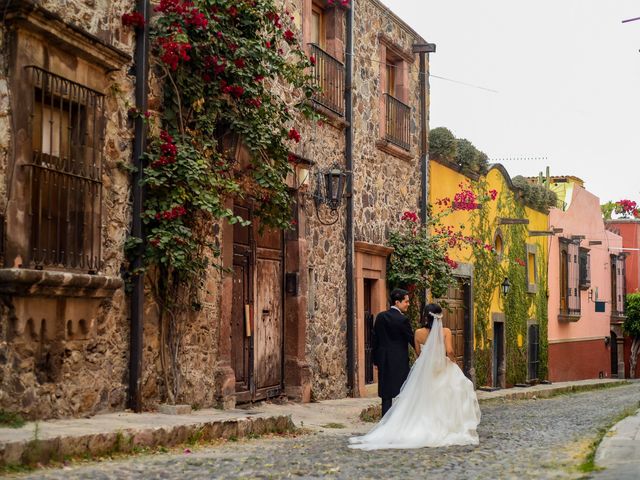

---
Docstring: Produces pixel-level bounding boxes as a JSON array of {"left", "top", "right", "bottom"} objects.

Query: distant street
[{"left": 23, "top": 383, "right": 640, "bottom": 480}]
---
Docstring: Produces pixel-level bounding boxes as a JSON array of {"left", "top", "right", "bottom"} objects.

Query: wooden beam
[
  {"left": 588, "top": 240, "right": 602, "bottom": 246},
  {"left": 528, "top": 230, "right": 555, "bottom": 236},
  {"left": 498, "top": 217, "right": 529, "bottom": 225}
]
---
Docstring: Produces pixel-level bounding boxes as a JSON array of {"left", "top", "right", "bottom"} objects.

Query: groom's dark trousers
[{"left": 372, "top": 307, "right": 414, "bottom": 417}]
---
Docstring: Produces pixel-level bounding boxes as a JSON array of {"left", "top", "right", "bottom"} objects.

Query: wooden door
[
  {"left": 437, "top": 279, "right": 466, "bottom": 370},
  {"left": 230, "top": 205, "right": 284, "bottom": 402},
  {"left": 232, "top": 206, "right": 252, "bottom": 400}
]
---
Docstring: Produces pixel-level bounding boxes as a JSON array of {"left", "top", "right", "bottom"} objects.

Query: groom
[{"left": 372, "top": 288, "right": 414, "bottom": 416}]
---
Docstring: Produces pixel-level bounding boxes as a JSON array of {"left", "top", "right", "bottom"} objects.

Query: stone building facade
[
  {"left": 0, "top": 0, "right": 433, "bottom": 419},
  {"left": 0, "top": 0, "right": 135, "bottom": 418}
]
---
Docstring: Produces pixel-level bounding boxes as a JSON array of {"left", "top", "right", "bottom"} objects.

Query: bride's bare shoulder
[
  {"left": 442, "top": 326, "right": 452, "bottom": 335},
  {"left": 415, "top": 327, "right": 428, "bottom": 341}
]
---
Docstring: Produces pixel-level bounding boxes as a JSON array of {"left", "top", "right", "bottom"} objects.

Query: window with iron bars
[{"left": 25, "top": 66, "right": 104, "bottom": 273}]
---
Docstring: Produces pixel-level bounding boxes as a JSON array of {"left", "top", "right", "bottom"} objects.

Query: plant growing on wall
[
  {"left": 624, "top": 292, "right": 640, "bottom": 378},
  {"left": 428, "top": 127, "right": 488, "bottom": 175},
  {"left": 123, "top": 0, "right": 319, "bottom": 403},
  {"left": 387, "top": 183, "right": 496, "bottom": 328},
  {"left": 511, "top": 176, "right": 557, "bottom": 213},
  {"left": 468, "top": 179, "right": 549, "bottom": 386}
]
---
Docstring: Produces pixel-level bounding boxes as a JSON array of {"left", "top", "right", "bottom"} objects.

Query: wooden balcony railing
[
  {"left": 309, "top": 44, "right": 345, "bottom": 117},
  {"left": 384, "top": 93, "right": 410, "bottom": 150}
]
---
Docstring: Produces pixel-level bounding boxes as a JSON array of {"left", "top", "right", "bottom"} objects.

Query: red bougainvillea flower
[
  {"left": 401, "top": 210, "right": 419, "bottom": 223},
  {"left": 157, "top": 37, "right": 191, "bottom": 70},
  {"left": 228, "top": 5, "right": 239, "bottom": 17},
  {"left": 155, "top": 0, "right": 188, "bottom": 14},
  {"left": 185, "top": 8, "right": 208, "bottom": 29},
  {"left": 284, "top": 29, "right": 295, "bottom": 44},
  {"left": 489, "top": 189, "right": 498, "bottom": 200},
  {"left": 515, "top": 258, "right": 526, "bottom": 267},
  {"left": 445, "top": 256, "right": 458, "bottom": 269},
  {"left": 155, "top": 205, "right": 187, "bottom": 221},
  {"left": 288, "top": 128, "right": 301, "bottom": 142},
  {"left": 230, "top": 85, "right": 245, "bottom": 98},
  {"left": 246, "top": 97, "right": 262, "bottom": 108},
  {"left": 309, "top": 55, "right": 316, "bottom": 66},
  {"left": 254, "top": 75, "right": 265, "bottom": 82},
  {"left": 234, "top": 58, "right": 246, "bottom": 69},
  {"left": 122, "top": 11, "right": 145, "bottom": 28}
]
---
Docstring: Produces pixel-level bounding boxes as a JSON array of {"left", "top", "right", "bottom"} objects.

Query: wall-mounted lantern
[
  {"left": 501, "top": 277, "right": 512, "bottom": 296},
  {"left": 312, "top": 163, "right": 349, "bottom": 225}
]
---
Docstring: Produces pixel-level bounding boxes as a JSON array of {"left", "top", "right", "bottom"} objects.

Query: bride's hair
[{"left": 421, "top": 303, "right": 443, "bottom": 329}]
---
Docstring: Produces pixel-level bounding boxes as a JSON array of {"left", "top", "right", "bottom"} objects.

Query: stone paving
[{"left": 16, "top": 383, "right": 640, "bottom": 480}]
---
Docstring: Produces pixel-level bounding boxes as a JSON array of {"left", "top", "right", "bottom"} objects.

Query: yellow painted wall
[{"left": 429, "top": 161, "right": 551, "bottom": 358}]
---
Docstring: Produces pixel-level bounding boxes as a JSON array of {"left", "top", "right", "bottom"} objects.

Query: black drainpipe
[
  {"left": 412, "top": 43, "right": 436, "bottom": 225},
  {"left": 129, "top": 0, "right": 150, "bottom": 412},
  {"left": 345, "top": 3, "right": 355, "bottom": 395}
]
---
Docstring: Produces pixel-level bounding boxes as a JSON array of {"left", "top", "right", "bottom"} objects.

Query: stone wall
[
  {"left": 0, "top": 0, "right": 136, "bottom": 419},
  {"left": 352, "top": 0, "right": 423, "bottom": 245},
  {"left": 301, "top": 120, "right": 348, "bottom": 400}
]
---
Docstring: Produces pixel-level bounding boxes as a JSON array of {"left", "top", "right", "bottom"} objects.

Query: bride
[{"left": 349, "top": 303, "right": 481, "bottom": 450}]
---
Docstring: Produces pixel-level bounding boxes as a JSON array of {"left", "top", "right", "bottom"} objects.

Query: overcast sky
[{"left": 381, "top": 0, "right": 640, "bottom": 204}]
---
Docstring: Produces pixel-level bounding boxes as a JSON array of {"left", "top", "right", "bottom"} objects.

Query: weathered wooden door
[
  {"left": 253, "top": 224, "right": 284, "bottom": 400},
  {"left": 232, "top": 206, "right": 252, "bottom": 398},
  {"left": 230, "top": 204, "right": 284, "bottom": 402},
  {"left": 437, "top": 279, "right": 468, "bottom": 371}
]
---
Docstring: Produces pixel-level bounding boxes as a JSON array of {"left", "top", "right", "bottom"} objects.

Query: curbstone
[{"left": 0, "top": 414, "right": 295, "bottom": 468}]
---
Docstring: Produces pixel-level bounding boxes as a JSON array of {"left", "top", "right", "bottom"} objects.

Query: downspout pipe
[
  {"left": 412, "top": 43, "right": 436, "bottom": 225},
  {"left": 345, "top": 2, "right": 355, "bottom": 395},
  {"left": 129, "top": 0, "right": 150, "bottom": 412}
]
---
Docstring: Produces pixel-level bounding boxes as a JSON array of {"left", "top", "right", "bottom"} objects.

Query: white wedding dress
[{"left": 349, "top": 317, "right": 481, "bottom": 450}]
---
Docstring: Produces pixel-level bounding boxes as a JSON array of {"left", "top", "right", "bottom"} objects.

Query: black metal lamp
[
  {"left": 312, "top": 164, "right": 348, "bottom": 225},
  {"left": 501, "top": 277, "right": 512, "bottom": 296},
  {"left": 324, "top": 166, "right": 347, "bottom": 210}
]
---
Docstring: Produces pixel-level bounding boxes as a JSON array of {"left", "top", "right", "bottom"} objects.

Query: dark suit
[{"left": 372, "top": 307, "right": 414, "bottom": 416}]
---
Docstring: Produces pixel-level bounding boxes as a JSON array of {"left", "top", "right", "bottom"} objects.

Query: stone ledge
[
  {"left": 0, "top": 268, "right": 123, "bottom": 298},
  {"left": 558, "top": 313, "right": 581, "bottom": 323},
  {"left": 375, "top": 139, "right": 414, "bottom": 162},
  {"left": 0, "top": 414, "right": 295, "bottom": 467}
]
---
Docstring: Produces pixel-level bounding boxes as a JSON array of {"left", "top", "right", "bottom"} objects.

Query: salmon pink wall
[
  {"left": 607, "top": 221, "right": 640, "bottom": 294},
  {"left": 548, "top": 185, "right": 623, "bottom": 346}
]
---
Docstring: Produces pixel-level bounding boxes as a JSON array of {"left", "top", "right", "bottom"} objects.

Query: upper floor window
[
  {"left": 310, "top": 4, "right": 325, "bottom": 48},
  {"left": 380, "top": 48, "right": 410, "bottom": 151},
  {"left": 611, "top": 254, "right": 626, "bottom": 317},
  {"left": 24, "top": 66, "right": 104, "bottom": 273},
  {"left": 526, "top": 243, "right": 538, "bottom": 293},
  {"left": 306, "top": 0, "right": 345, "bottom": 117},
  {"left": 560, "top": 240, "right": 580, "bottom": 318},
  {"left": 579, "top": 247, "right": 590, "bottom": 290}
]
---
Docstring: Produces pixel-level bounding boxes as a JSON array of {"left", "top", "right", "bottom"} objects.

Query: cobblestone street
[{"left": 18, "top": 383, "right": 640, "bottom": 480}]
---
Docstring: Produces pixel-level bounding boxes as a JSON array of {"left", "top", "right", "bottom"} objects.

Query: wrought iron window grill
[
  {"left": 24, "top": 66, "right": 104, "bottom": 273},
  {"left": 384, "top": 93, "right": 410, "bottom": 150},
  {"left": 309, "top": 43, "right": 345, "bottom": 117}
]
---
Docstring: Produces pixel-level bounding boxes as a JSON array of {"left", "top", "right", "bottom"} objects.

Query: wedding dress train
[{"left": 349, "top": 317, "right": 481, "bottom": 450}]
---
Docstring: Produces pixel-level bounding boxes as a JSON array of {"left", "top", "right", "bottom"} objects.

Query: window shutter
[
  {"left": 568, "top": 243, "right": 580, "bottom": 313},
  {"left": 616, "top": 256, "right": 625, "bottom": 315}
]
